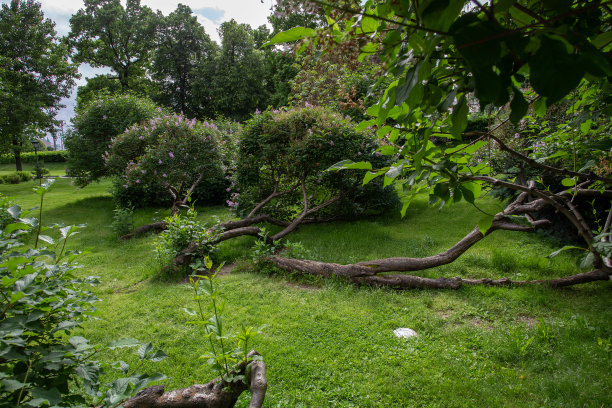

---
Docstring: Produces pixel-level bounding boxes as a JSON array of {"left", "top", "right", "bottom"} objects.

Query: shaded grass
[{"left": 2, "top": 178, "right": 611, "bottom": 407}]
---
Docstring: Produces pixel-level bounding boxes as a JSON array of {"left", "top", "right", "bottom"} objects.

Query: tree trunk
[
  {"left": 122, "top": 351, "right": 267, "bottom": 408},
  {"left": 14, "top": 149, "right": 22, "bottom": 172},
  {"left": 120, "top": 222, "right": 168, "bottom": 240}
]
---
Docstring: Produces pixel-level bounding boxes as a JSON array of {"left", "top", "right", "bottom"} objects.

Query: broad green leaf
[
  {"left": 327, "top": 160, "right": 372, "bottom": 171},
  {"left": 146, "top": 349, "right": 169, "bottom": 362},
  {"left": 510, "top": 88, "right": 528, "bottom": 124},
  {"left": 363, "top": 169, "right": 387, "bottom": 185},
  {"left": 579, "top": 252, "right": 595, "bottom": 269},
  {"left": 529, "top": 36, "right": 584, "bottom": 105},
  {"left": 4, "top": 222, "right": 30, "bottom": 234},
  {"left": 361, "top": 16, "right": 379, "bottom": 33},
  {"left": 561, "top": 178, "right": 576, "bottom": 187},
  {"left": 546, "top": 245, "right": 585, "bottom": 258},
  {"left": 37, "top": 235, "right": 55, "bottom": 245},
  {"left": 29, "top": 387, "right": 62, "bottom": 407},
  {"left": 263, "top": 27, "right": 316, "bottom": 47},
  {"left": 451, "top": 97, "right": 468, "bottom": 138},
  {"left": 138, "top": 342, "right": 154, "bottom": 360},
  {"left": 478, "top": 215, "right": 494, "bottom": 235}
]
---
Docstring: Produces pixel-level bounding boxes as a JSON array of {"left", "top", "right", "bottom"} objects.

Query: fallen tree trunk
[
  {"left": 121, "top": 221, "right": 168, "bottom": 240},
  {"left": 267, "top": 256, "right": 611, "bottom": 289},
  {"left": 123, "top": 351, "right": 267, "bottom": 408}
]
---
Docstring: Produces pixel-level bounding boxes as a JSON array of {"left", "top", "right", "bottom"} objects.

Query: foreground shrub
[{"left": 65, "top": 93, "right": 159, "bottom": 186}]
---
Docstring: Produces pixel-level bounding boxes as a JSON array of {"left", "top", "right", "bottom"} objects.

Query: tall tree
[
  {"left": 152, "top": 4, "right": 217, "bottom": 117},
  {"left": 69, "top": 0, "right": 157, "bottom": 90},
  {"left": 0, "top": 0, "right": 77, "bottom": 171},
  {"left": 207, "top": 20, "right": 268, "bottom": 120}
]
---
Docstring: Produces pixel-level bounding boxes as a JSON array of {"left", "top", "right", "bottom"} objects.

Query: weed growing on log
[{"left": 186, "top": 257, "right": 262, "bottom": 386}]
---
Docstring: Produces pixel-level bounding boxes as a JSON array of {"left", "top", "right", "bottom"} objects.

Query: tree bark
[
  {"left": 121, "top": 222, "right": 168, "bottom": 240},
  {"left": 122, "top": 351, "right": 267, "bottom": 408},
  {"left": 14, "top": 149, "right": 22, "bottom": 172}
]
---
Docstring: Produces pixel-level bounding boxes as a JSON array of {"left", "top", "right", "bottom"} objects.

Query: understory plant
[
  {"left": 154, "top": 206, "right": 218, "bottom": 267},
  {"left": 0, "top": 180, "right": 166, "bottom": 407},
  {"left": 186, "top": 257, "right": 261, "bottom": 385}
]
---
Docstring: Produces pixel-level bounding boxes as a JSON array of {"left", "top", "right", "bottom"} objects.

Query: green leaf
[
  {"left": 37, "top": 235, "right": 55, "bottom": 245},
  {"left": 363, "top": 170, "right": 387, "bottom": 185},
  {"left": 547, "top": 245, "right": 585, "bottom": 259},
  {"left": 29, "top": 387, "right": 61, "bottom": 406},
  {"left": 327, "top": 160, "right": 372, "bottom": 171},
  {"left": 478, "top": 215, "right": 494, "bottom": 235},
  {"left": 561, "top": 178, "right": 576, "bottom": 187},
  {"left": 509, "top": 88, "right": 528, "bottom": 124},
  {"left": 263, "top": 27, "right": 316, "bottom": 47},
  {"left": 4, "top": 222, "right": 30, "bottom": 234},
  {"left": 579, "top": 252, "right": 595, "bottom": 269},
  {"left": 361, "top": 16, "right": 379, "bottom": 33},
  {"left": 451, "top": 97, "right": 468, "bottom": 138},
  {"left": 529, "top": 36, "right": 584, "bottom": 105},
  {"left": 145, "top": 349, "right": 169, "bottom": 362},
  {"left": 138, "top": 342, "right": 154, "bottom": 360}
]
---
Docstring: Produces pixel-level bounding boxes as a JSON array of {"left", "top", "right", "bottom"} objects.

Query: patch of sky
[{"left": 192, "top": 7, "right": 225, "bottom": 23}]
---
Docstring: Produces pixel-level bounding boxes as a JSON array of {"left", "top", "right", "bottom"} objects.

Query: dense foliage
[
  {"left": 0, "top": 0, "right": 77, "bottom": 171},
  {"left": 106, "top": 114, "right": 226, "bottom": 212},
  {"left": 235, "top": 106, "right": 397, "bottom": 220},
  {"left": 268, "top": 0, "right": 612, "bottom": 274},
  {"left": 65, "top": 93, "right": 159, "bottom": 186}
]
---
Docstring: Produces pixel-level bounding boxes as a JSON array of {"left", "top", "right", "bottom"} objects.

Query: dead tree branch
[{"left": 122, "top": 351, "right": 267, "bottom": 408}]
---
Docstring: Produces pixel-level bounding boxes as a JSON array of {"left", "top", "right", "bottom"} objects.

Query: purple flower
[
  {"left": 154, "top": 170, "right": 157, "bottom": 175},
  {"left": 158, "top": 159, "right": 162, "bottom": 164},
  {"left": 157, "top": 107, "right": 162, "bottom": 112},
  {"left": 168, "top": 152, "right": 174, "bottom": 158},
  {"left": 141, "top": 170, "right": 146, "bottom": 174},
  {"left": 139, "top": 135, "right": 144, "bottom": 140},
  {"left": 375, "top": 151, "right": 382, "bottom": 157},
  {"left": 329, "top": 140, "right": 334, "bottom": 146},
  {"left": 255, "top": 108, "right": 261, "bottom": 115},
  {"left": 357, "top": 151, "right": 362, "bottom": 155},
  {"left": 305, "top": 102, "right": 312, "bottom": 107},
  {"left": 135, "top": 179, "right": 140, "bottom": 184},
  {"left": 123, "top": 184, "right": 128, "bottom": 189},
  {"left": 102, "top": 115, "right": 107, "bottom": 120},
  {"left": 226, "top": 188, "right": 231, "bottom": 192},
  {"left": 162, "top": 173, "right": 167, "bottom": 177}
]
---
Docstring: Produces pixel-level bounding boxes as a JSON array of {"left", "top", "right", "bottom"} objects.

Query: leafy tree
[
  {"left": 0, "top": 0, "right": 77, "bottom": 171},
  {"left": 69, "top": 0, "right": 158, "bottom": 90},
  {"left": 206, "top": 20, "right": 269, "bottom": 120},
  {"left": 65, "top": 93, "right": 159, "bottom": 186},
  {"left": 152, "top": 4, "right": 217, "bottom": 117},
  {"left": 75, "top": 74, "right": 160, "bottom": 110},
  {"left": 255, "top": 0, "right": 612, "bottom": 289}
]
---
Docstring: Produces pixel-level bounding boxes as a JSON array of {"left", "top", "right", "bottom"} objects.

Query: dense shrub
[
  {"left": 0, "top": 150, "right": 67, "bottom": 164},
  {"left": 65, "top": 93, "right": 160, "bottom": 186},
  {"left": 0, "top": 173, "right": 21, "bottom": 184},
  {"left": 106, "top": 114, "right": 226, "bottom": 209},
  {"left": 235, "top": 107, "right": 398, "bottom": 220}
]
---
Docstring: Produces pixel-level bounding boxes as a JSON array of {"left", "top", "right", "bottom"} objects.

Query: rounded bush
[
  {"left": 235, "top": 106, "right": 398, "bottom": 219},
  {"left": 65, "top": 93, "right": 160, "bottom": 186},
  {"left": 107, "top": 114, "right": 226, "bottom": 208}
]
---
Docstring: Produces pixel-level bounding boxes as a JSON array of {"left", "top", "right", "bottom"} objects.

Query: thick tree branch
[
  {"left": 486, "top": 134, "right": 612, "bottom": 185},
  {"left": 122, "top": 351, "right": 267, "bottom": 408}
]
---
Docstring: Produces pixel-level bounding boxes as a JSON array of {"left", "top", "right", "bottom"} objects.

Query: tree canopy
[
  {"left": 0, "top": 0, "right": 77, "bottom": 170},
  {"left": 69, "top": 0, "right": 157, "bottom": 89}
]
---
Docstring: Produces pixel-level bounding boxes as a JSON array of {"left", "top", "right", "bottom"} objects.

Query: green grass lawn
[
  {"left": 0, "top": 162, "right": 67, "bottom": 177},
  {"left": 1, "top": 178, "right": 611, "bottom": 407}
]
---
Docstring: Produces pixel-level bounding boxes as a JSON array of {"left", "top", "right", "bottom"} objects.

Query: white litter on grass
[{"left": 393, "top": 328, "right": 418, "bottom": 338}]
